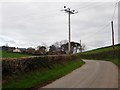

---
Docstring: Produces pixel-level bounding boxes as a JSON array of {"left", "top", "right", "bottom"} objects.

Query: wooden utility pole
[
  {"left": 61, "top": 6, "right": 78, "bottom": 54},
  {"left": 111, "top": 21, "right": 115, "bottom": 49},
  {"left": 80, "top": 40, "right": 82, "bottom": 52},
  {"left": 68, "top": 12, "right": 71, "bottom": 54}
]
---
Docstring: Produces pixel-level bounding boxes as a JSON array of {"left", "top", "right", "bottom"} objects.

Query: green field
[
  {"left": 82, "top": 44, "right": 119, "bottom": 54},
  {"left": 76, "top": 44, "right": 120, "bottom": 66},
  {"left": 3, "top": 59, "right": 84, "bottom": 89},
  {"left": 1, "top": 50, "right": 30, "bottom": 58}
]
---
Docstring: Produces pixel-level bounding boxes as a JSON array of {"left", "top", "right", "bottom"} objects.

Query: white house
[{"left": 13, "top": 48, "right": 21, "bottom": 53}]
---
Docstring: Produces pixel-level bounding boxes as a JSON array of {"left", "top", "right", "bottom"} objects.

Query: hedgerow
[{"left": 2, "top": 55, "right": 78, "bottom": 77}]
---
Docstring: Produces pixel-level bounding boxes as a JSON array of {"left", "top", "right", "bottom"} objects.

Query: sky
[{"left": 0, "top": 0, "right": 119, "bottom": 51}]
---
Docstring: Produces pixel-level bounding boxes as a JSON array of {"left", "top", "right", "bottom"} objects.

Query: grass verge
[
  {"left": 102, "top": 59, "right": 120, "bottom": 67},
  {"left": 75, "top": 44, "right": 120, "bottom": 67},
  {"left": 83, "top": 59, "right": 119, "bottom": 67},
  {"left": 110, "top": 59, "right": 119, "bottom": 66},
  {"left": 3, "top": 59, "right": 85, "bottom": 89}
]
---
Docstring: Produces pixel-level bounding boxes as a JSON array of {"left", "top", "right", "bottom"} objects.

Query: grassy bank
[
  {"left": 3, "top": 59, "right": 84, "bottom": 89},
  {"left": 1, "top": 50, "right": 30, "bottom": 58},
  {"left": 82, "top": 44, "right": 119, "bottom": 54},
  {"left": 76, "top": 44, "right": 120, "bottom": 66}
]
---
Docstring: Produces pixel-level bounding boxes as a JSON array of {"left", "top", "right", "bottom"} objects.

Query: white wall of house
[{"left": 13, "top": 49, "right": 21, "bottom": 53}]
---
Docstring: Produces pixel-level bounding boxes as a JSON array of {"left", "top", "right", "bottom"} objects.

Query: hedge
[
  {"left": 79, "top": 49, "right": 120, "bottom": 60},
  {"left": 2, "top": 55, "right": 78, "bottom": 77}
]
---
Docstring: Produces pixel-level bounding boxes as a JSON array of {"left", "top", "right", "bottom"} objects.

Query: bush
[
  {"left": 2, "top": 55, "right": 78, "bottom": 77},
  {"left": 79, "top": 49, "right": 120, "bottom": 60}
]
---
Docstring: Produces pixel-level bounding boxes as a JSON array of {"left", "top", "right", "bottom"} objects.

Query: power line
[
  {"left": 73, "top": 2, "right": 118, "bottom": 49},
  {"left": 112, "top": 2, "right": 118, "bottom": 20},
  {"left": 84, "top": 2, "right": 118, "bottom": 39},
  {"left": 77, "top": 2, "right": 113, "bottom": 13},
  {"left": 82, "top": 23, "right": 110, "bottom": 40},
  {"left": 111, "top": 1, "right": 119, "bottom": 49},
  {"left": 76, "top": 2, "right": 100, "bottom": 10},
  {"left": 92, "top": 23, "right": 110, "bottom": 35},
  {"left": 75, "top": 2, "right": 117, "bottom": 40},
  {"left": 33, "top": 2, "right": 113, "bottom": 21},
  {"left": 35, "top": 2, "right": 113, "bottom": 19}
]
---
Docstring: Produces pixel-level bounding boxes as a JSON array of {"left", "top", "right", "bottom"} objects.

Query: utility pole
[
  {"left": 80, "top": 40, "right": 82, "bottom": 52},
  {"left": 111, "top": 21, "right": 115, "bottom": 49},
  {"left": 68, "top": 12, "right": 71, "bottom": 54},
  {"left": 61, "top": 6, "right": 78, "bottom": 54}
]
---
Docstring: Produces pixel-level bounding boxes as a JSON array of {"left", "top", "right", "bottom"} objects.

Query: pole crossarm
[{"left": 61, "top": 6, "right": 78, "bottom": 14}]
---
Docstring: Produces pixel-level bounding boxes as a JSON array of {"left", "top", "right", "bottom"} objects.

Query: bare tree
[
  {"left": 79, "top": 43, "right": 86, "bottom": 52},
  {"left": 41, "top": 42, "right": 49, "bottom": 52},
  {"left": 60, "top": 40, "right": 68, "bottom": 46},
  {"left": 81, "top": 43, "right": 86, "bottom": 51}
]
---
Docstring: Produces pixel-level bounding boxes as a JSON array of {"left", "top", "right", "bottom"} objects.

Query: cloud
[{"left": 0, "top": 1, "right": 118, "bottom": 50}]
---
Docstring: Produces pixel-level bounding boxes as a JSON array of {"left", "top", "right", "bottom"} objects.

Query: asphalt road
[{"left": 43, "top": 60, "right": 118, "bottom": 88}]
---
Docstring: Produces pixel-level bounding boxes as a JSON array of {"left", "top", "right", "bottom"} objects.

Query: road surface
[{"left": 42, "top": 60, "right": 118, "bottom": 88}]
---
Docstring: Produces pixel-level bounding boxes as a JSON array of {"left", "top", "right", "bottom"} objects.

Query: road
[{"left": 42, "top": 60, "right": 118, "bottom": 88}]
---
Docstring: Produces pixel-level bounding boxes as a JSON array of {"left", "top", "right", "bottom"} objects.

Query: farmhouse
[{"left": 13, "top": 48, "right": 21, "bottom": 53}]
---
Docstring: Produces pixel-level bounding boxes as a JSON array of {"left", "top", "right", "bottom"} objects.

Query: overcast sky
[{"left": 0, "top": 0, "right": 118, "bottom": 50}]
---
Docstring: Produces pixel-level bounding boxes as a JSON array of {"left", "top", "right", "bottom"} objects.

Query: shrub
[
  {"left": 2, "top": 55, "right": 78, "bottom": 77},
  {"left": 79, "top": 49, "right": 120, "bottom": 60}
]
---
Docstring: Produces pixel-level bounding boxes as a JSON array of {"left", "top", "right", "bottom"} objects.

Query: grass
[
  {"left": 76, "top": 44, "right": 120, "bottom": 66},
  {"left": 1, "top": 50, "right": 30, "bottom": 58},
  {"left": 82, "top": 44, "right": 120, "bottom": 54},
  {"left": 3, "top": 59, "right": 85, "bottom": 89},
  {"left": 110, "top": 59, "right": 119, "bottom": 66}
]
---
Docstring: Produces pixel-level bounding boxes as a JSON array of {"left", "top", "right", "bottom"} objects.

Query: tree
[
  {"left": 61, "top": 43, "right": 68, "bottom": 54},
  {"left": 60, "top": 40, "right": 68, "bottom": 45},
  {"left": 80, "top": 43, "right": 86, "bottom": 52},
  {"left": 39, "top": 46, "right": 47, "bottom": 55},
  {"left": 41, "top": 42, "right": 49, "bottom": 52},
  {"left": 48, "top": 40, "right": 68, "bottom": 55},
  {"left": 36, "top": 45, "right": 47, "bottom": 55},
  {"left": 60, "top": 41, "right": 84, "bottom": 54},
  {"left": 26, "top": 47, "right": 35, "bottom": 54},
  {"left": 48, "top": 40, "right": 85, "bottom": 54},
  {"left": 71, "top": 42, "right": 80, "bottom": 53},
  {"left": 48, "top": 45, "right": 57, "bottom": 55}
]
